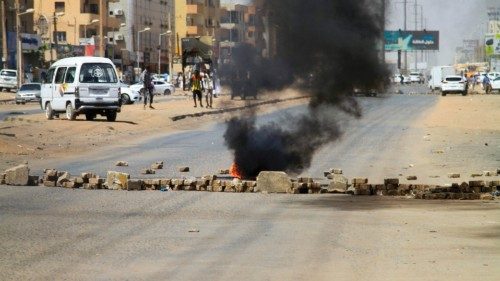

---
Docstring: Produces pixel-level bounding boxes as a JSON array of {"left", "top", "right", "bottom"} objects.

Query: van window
[
  {"left": 45, "top": 68, "right": 55, "bottom": 84},
  {"left": 65, "top": 67, "right": 76, "bottom": 83},
  {"left": 79, "top": 63, "right": 118, "bottom": 83},
  {"left": 54, "top": 67, "right": 67, "bottom": 84},
  {"left": 445, "top": 77, "right": 462, "bottom": 82}
]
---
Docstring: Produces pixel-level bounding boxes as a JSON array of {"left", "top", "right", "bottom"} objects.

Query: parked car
[
  {"left": 129, "top": 79, "right": 175, "bottom": 96},
  {"left": 441, "top": 75, "right": 467, "bottom": 96},
  {"left": 40, "top": 56, "right": 121, "bottom": 121},
  {"left": 409, "top": 72, "right": 422, "bottom": 83},
  {"left": 491, "top": 77, "right": 500, "bottom": 93},
  {"left": 120, "top": 84, "right": 141, "bottom": 104},
  {"left": 15, "top": 83, "right": 41, "bottom": 104},
  {"left": 0, "top": 69, "right": 17, "bottom": 92}
]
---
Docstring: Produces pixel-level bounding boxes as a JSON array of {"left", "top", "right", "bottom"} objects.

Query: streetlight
[
  {"left": 136, "top": 27, "right": 151, "bottom": 70},
  {"left": 158, "top": 32, "right": 168, "bottom": 75},
  {"left": 83, "top": 19, "right": 100, "bottom": 39},
  {"left": 16, "top": 7, "right": 34, "bottom": 88}
]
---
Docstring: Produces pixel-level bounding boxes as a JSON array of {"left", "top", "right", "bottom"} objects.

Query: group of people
[
  {"left": 190, "top": 69, "right": 216, "bottom": 108},
  {"left": 139, "top": 66, "right": 219, "bottom": 109},
  {"left": 465, "top": 73, "right": 493, "bottom": 93}
]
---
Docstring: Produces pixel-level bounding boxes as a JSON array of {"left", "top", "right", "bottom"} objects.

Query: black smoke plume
[{"left": 222, "top": 0, "right": 388, "bottom": 178}]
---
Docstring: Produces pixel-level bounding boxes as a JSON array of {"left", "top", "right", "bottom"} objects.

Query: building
[
  {"left": 1, "top": 0, "right": 37, "bottom": 71},
  {"left": 107, "top": 0, "right": 174, "bottom": 82},
  {"left": 31, "top": 0, "right": 121, "bottom": 64}
]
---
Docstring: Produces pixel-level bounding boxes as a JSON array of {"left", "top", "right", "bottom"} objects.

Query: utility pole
[
  {"left": 15, "top": 0, "right": 22, "bottom": 87},
  {"left": 1, "top": 0, "right": 7, "bottom": 69},
  {"left": 168, "top": 11, "right": 173, "bottom": 83},
  {"left": 99, "top": 0, "right": 104, "bottom": 57},
  {"left": 414, "top": 0, "right": 418, "bottom": 71},
  {"left": 403, "top": 0, "right": 407, "bottom": 72},
  {"left": 420, "top": 5, "right": 424, "bottom": 66},
  {"left": 53, "top": 12, "right": 58, "bottom": 62}
]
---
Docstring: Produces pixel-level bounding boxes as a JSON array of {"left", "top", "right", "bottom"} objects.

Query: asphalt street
[{"left": 30, "top": 93, "right": 437, "bottom": 182}]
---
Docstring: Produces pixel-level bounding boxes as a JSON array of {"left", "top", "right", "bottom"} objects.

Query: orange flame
[{"left": 230, "top": 163, "right": 243, "bottom": 179}]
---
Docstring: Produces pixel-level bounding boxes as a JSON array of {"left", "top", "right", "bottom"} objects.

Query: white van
[
  {"left": 428, "top": 66, "right": 455, "bottom": 91},
  {"left": 40, "top": 57, "right": 121, "bottom": 121}
]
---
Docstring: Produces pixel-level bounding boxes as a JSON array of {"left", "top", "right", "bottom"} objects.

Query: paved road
[
  {"left": 0, "top": 186, "right": 498, "bottom": 280},
  {"left": 31, "top": 94, "right": 437, "bottom": 182}
]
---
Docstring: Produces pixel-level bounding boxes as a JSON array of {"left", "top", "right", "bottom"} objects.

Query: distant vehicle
[
  {"left": 485, "top": 72, "right": 500, "bottom": 81},
  {"left": 441, "top": 75, "right": 467, "bottom": 96},
  {"left": 402, "top": 75, "right": 411, "bottom": 84},
  {"left": 429, "top": 66, "right": 455, "bottom": 91},
  {"left": 120, "top": 84, "right": 141, "bottom": 104},
  {"left": 129, "top": 79, "right": 175, "bottom": 96},
  {"left": 152, "top": 73, "right": 169, "bottom": 82},
  {"left": 491, "top": 77, "right": 500, "bottom": 93},
  {"left": 40, "top": 56, "right": 121, "bottom": 121},
  {"left": 409, "top": 72, "right": 422, "bottom": 83},
  {"left": 15, "top": 83, "right": 41, "bottom": 104},
  {"left": 0, "top": 69, "right": 17, "bottom": 92}
]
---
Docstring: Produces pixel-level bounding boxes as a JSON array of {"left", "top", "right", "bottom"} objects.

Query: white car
[
  {"left": 0, "top": 69, "right": 17, "bottom": 91},
  {"left": 441, "top": 75, "right": 467, "bottom": 96},
  {"left": 409, "top": 72, "right": 422, "bottom": 83},
  {"left": 129, "top": 79, "right": 175, "bottom": 96},
  {"left": 491, "top": 77, "right": 500, "bottom": 93},
  {"left": 120, "top": 85, "right": 141, "bottom": 104}
]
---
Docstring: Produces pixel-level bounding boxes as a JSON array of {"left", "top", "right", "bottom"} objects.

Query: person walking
[
  {"left": 191, "top": 70, "right": 204, "bottom": 107},
  {"left": 483, "top": 74, "right": 491, "bottom": 94},
  {"left": 204, "top": 70, "right": 214, "bottom": 108},
  {"left": 143, "top": 66, "right": 154, "bottom": 109}
]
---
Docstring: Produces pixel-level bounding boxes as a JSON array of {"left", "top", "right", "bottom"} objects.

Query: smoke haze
[{"left": 223, "top": 0, "right": 389, "bottom": 178}]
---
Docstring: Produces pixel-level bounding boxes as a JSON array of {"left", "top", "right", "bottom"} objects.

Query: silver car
[{"left": 15, "top": 83, "right": 41, "bottom": 104}]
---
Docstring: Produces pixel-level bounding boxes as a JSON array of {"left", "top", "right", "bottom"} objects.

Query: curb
[{"left": 170, "top": 96, "right": 310, "bottom": 121}]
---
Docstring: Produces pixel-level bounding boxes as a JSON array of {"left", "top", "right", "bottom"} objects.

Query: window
[
  {"left": 79, "top": 63, "right": 118, "bottom": 83},
  {"left": 65, "top": 67, "right": 76, "bottom": 83},
  {"left": 53, "top": 31, "right": 67, "bottom": 42},
  {"left": 0, "top": 70, "right": 16, "bottom": 77},
  {"left": 445, "top": 77, "right": 462, "bottom": 82},
  {"left": 45, "top": 68, "right": 55, "bottom": 84},
  {"left": 54, "top": 67, "right": 67, "bottom": 84},
  {"left": 55, "top": 2, "right": 65, "bottom": 13},
  {"left": 20, "top": 84, "right": 40, "bottom": 91}
]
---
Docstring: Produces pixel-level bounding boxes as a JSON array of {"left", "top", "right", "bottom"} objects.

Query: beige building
[
  {"left": 32, "top": 0, "right": 121, "bottom": 62},
  {"left": 174, "top": 0, "right": 220, "bottom": 55}
]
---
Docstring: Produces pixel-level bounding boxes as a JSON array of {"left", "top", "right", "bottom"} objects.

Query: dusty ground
[{"left": 0, "top": 89, "right": 307, "bottom": 171}]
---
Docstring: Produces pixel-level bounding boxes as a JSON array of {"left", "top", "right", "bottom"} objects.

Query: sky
[{"left": 224, "top": 0, "right": 498, "bottom": 66}]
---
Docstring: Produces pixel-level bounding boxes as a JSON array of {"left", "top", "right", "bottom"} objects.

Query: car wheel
[
  {"left": 66, "top": 103, "right": 76, "bottom": 120},
  {"left": 85, "top": 113, "right": 95, "bottom": 121},
  {"left": 45, "top": 102, "right": 54, "bottom": 120},
  {"left": 164, "top": 89, "right": 171, "bottom": 95},
  {"left": 121, "top": 94, "right": 131, "bottom": 105},
  {"left": 106, "top": 111, "right": 117, "bottom": 122}
]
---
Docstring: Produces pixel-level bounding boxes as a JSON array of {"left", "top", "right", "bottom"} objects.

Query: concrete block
[
  {"left": 386, "top": 183, "right": 398, "bottom": 190},
  {"left": 448, "top": 173, "right": 460, "bottom": 179},
  {"left": 127, "top": 179, "right": 143, "bottom": 191},
  {"left": 57, "top": 172, "right": 71, "bottom": 187},
  {"left": 255, "top": 171, "right": 292, "bottom": 193},
  {"left": 327, "top": 174, "right": 348, "bottom": 193},
  {"left": 481, "top": 185, "right": 492, "bottom": 193},
  {"left": 330, "top": 168, "right": 343, "bottom": 175},
  {"left": 470, "top": 173, "right": 483, "bottom": 178},
  {"left": 151, "top": 162, "right": 164, "bottom": 170},
  {"left": 179, "top": 166, "right": 190, "bottom": 172},
  {"left": 480, "top": 194, "right": 494, "bottom": 200},
  {"left": 406, "top": 176, "right": 417, "bottom": 181},
  {"left": 5, "top": 164, "right": 30, "bottom": 186},
  {"left": 384, "top": 178, "right": 399, "bottom": 185},
  {"left": 469, "top": 180, "right": 485, "bottom": 187},
  {"left": 352, "top": 178, "right": 368, "bottom": 185},
  {"left": 43, "top": 180, "right": 56, "bottom": 187},
  {"left": 297, "top": 177, "right": 313, "bottom": 183},
  {"left": 354, "top": 184, "right": 372, "bottom": 195},
  {"left": 62, "top": 181, "right": 75, "bottom": 188},
  {"left": 106, "top": 171, "right": 131, "bottom": 190},
  {"left": 141, "top": 168, "right": 155, "bottom": 175},
  {"left": 483, "top": 171, "right": 492, "bottom": 177}
]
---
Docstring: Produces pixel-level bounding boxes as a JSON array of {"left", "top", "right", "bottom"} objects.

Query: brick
[
  {"left": 354, "top": 184, "right": 372, "bottom": 195},
  {"left": 179, "top": 166, "right": 190, "bottom": 172},
  {"left": 62, "top": 181, "right": 75, "bottom": 188},
  {"left": 352, "top": 178, "right": 368, "bottom": 185},
  {"left": 115, "top": 161, "right": 129, "bottom": 167},
  {"left": 384, "top": 178, "right": 399, "bottom": 185},
  {"left": 106, "top": 171, "right": 131, "bottom": 190},
  {"left": 330, "top": 168, "right": 343, "bottom": 175},
  {"left": 127, "top": 179, "right": 143, "bottom": 191},
  {"left": 448, "top": 173, "right": 460, "bottom": 179},
  {"left": 43, "top": 180, "right": 56, "bottom": 187},
  {"left": 141, "top": 168, "right": 155, "bottom": 175},
  {"left": 406, "top": 176, "right": 417, "bottom": 181},
  {"left": 57, "top": 172, "right": 71, "bottom": 187}
]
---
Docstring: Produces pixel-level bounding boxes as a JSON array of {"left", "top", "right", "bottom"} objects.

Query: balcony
[
  {"left": 187, "top": 4, "right": 204, "bottom": 15},
  {"left": 187, "top": 25, "right": 204, "bottom": 36}
]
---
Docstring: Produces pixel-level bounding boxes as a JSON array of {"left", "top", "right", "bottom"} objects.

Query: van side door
[{"left": 51, "top": 67, "right": 68, "bottom": 111}]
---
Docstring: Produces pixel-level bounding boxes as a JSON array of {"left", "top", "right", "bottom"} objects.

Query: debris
[
  {"left": 330, "top": 168, "right": 343, "bottom": 175},
  {"left": 106, "top": 171, "right": 131, "bottom": 190},
  {"left": 406, "top": 176, "right": 417, "bottom": 181},
  {"left": 188, "top": 229, "right": 200, "bottom": 233},
  {"left": 433, "top": 150, "right": 445, "bottom": 154},
  {"left": 471, "top": 173, "right": 483, "bottom": 178},
  {"left": 255, "top": 171, "right": 292, "bottom": 193},
  {"left": 447, "top": 173, "right": 460, "bottom": 179},
  {"left": 115, "top": 161, "right": 129, "bottom": 167},
  {"left": 4, "top": 164, "right": 30, "bottom": 186},
  {"left": 179, "top": 166, "right": 190, "bottom": 172},
  {"left": 141, "top": 168, "right": 155, "bottom": 175},
  {"left": 219, "top": 169, "right": 230, "bottom": 175},
  {"left": 151, "top": 161, "right": 164, "bottom": 170}
]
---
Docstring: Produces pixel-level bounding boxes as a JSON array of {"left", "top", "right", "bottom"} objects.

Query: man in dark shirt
[{"left": 143, "top": 66, "right": 154, "bottom": 109}]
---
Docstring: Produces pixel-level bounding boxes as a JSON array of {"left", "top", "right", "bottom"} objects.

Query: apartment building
[
  {"left": 219, "top": 4, "right": 257, "bottom": 62},
  {"left": 1, "top": 0, "right": 36, "bottom": 70},
  {"left": 109, "top": 0, "right": 173, "bottom": 75}
]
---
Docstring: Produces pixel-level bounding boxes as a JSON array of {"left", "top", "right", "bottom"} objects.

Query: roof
[{"left": 50, "top": 57, "right": 114, "bottom": 68}]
